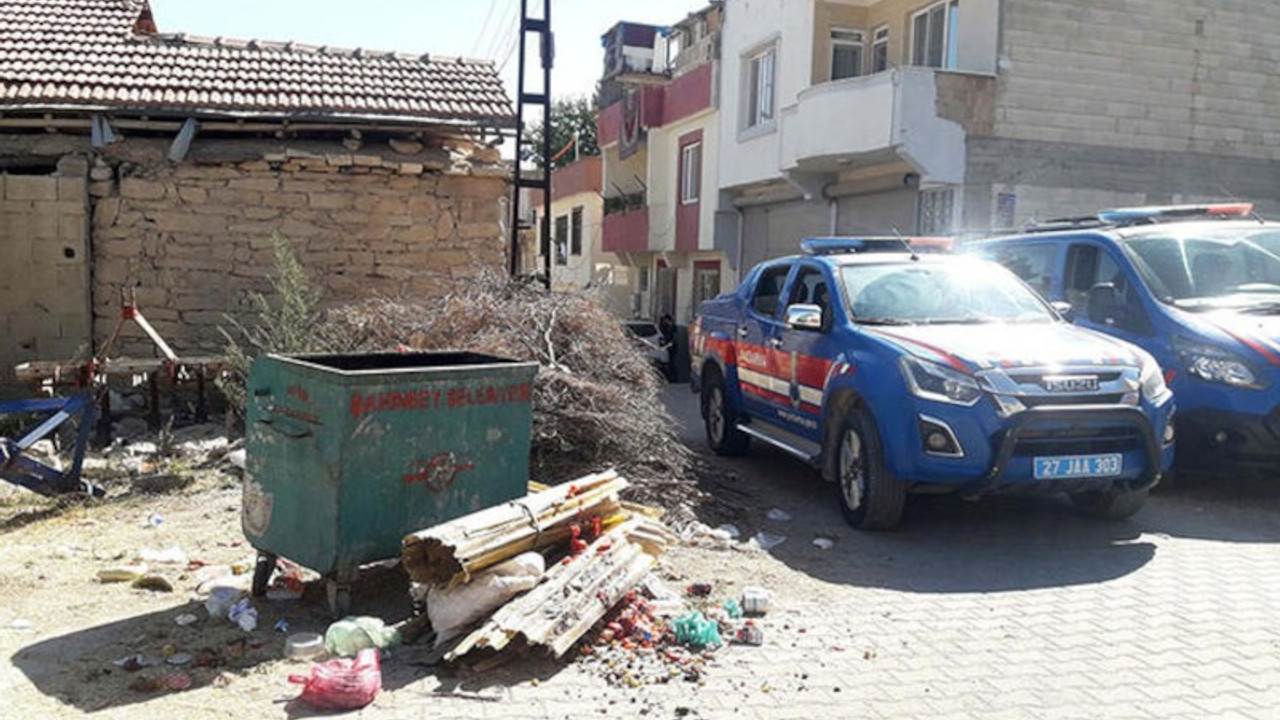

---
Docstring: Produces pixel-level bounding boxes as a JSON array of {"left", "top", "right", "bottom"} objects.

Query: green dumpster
[{"left": 242, "top": 351, "right": 539, "bottom": 615}]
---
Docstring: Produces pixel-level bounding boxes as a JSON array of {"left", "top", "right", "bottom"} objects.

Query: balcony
[
  {"left": 602, "top": 196, "right": 649, "bottom": 254},
  {"left": 778, "top": 67, "right": 994, "bottom": 186}
]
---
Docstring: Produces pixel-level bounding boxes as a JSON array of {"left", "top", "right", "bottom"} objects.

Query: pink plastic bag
[{"left": 288, "top": 648, "right": 381, "bottom": 710}]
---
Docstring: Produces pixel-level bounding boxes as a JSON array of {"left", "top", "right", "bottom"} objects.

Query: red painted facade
[
  {"left": 598, "top": 101, "right": 621, "bottom": 147},
  {"left": 675, "top": 129, "right": 703, "bottom": 253},
  {"left": 662, "top": 64, "right": 713, "bottom": 126},
  {"left": 602, "top": 207, "right": 649, "bottom": 253},
  {"left": 550, "top": 156, "right": 602, "bottom": 202}
]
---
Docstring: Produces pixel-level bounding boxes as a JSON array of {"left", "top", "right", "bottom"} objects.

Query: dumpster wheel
[
  {"left": 251, "top": 552, "right": 278, "bottom": 598},
  {"left": 326, "top": 578, "right": 352, "bottom": 618}
]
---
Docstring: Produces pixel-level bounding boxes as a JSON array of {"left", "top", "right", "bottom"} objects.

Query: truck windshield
[
  {"left": 1123, "top": 229, "right": 1280, "bottom": 311},
  {"left": 839, "top": 261, "right": 1055, "bottom": 325}
]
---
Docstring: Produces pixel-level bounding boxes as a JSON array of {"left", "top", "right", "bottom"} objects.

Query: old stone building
[{"left": 0, "top": 0, "right": 513, "bottom": 388}]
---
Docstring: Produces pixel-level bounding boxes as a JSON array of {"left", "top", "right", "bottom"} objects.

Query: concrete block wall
[
  {"left": 88, "top": 144, "right": 508, "bottom": 358},
  {"left": 0, "top": 157, "right": 90, "bottom": 384},
  {"left": 998, "top": 0, "right": 1280, "bottom": 160}
]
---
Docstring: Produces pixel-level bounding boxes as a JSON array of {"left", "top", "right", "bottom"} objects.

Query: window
[
  {"left": 830, "top": 29, "right": 864, "bottom": 80},
  {"left": 871, "top": 26, "right": 889, "bottom": 73},
  {"left": 911, "top": 0, "right": 959, "bottom": 69},
  {"left": 554, "top": 215, "right": 568, "bottom": 266},
  {"left": 570, "top": 206, "right": 584, "bottom": 256},
  {"left": 751, "top": 265, "right": 791, "bottom": 317},
  {"left": 1066, "top": 243, "right": 1151, "bottom": 334},
  {"left": 693, "top": 261, "right": 722, "bottom": 311},
  {"left": 680, "top": 142, "right": 702, "bottom": 205},
  {"left": 917, "top": 187, "right": 955, "bottom": 235},
  {"left": 746, "top": 45, "right": 776, "bottom": 129},
  {"left": 988, "top": 244, "right": 1058, "bottom": 298}
]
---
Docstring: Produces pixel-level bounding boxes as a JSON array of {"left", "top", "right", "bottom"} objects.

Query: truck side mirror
[
  {"left": 1087, "top": 283, "right": 1118, "bottom": 325},
  {"left": 1050, "top": 301, "right": 1075, "bottom": 321},
  {"left": 786, "top": 303, "right": 823, "bottom": 332}
]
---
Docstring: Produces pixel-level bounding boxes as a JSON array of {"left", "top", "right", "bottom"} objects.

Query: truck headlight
[
  {"left": 900, "top": 357, "right": 982, "bottom": 406},
  {"left": 1137, "top": 353, "right": 1172, "bottom": 403},
  {"left": 1175, "top": 338, "right": 1268, "bottom": 389}
]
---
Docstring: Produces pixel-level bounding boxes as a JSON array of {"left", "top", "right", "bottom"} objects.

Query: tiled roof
[{"left": 0, "top": 0, "right": 514, "bottom": 127}]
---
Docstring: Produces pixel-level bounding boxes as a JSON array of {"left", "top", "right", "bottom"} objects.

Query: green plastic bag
[
  {"left": 324, "top": 616, "right": 402, "bottom": 657},
  {"left": 673, "top": 611, "right": 722, "bottom": 648}
]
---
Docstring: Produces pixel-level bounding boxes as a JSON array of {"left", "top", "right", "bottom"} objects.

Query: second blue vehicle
[{"left": 690, "top": 238, "right": 1176, "bottom": 530}]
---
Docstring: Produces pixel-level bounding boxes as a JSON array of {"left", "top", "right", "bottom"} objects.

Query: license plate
[{"left": 1033, "top": 453, "right": 1123, "bottom": 480}]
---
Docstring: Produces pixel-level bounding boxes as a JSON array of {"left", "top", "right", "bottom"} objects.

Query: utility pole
[{"left": 509, "top": 0, "right": 554, "bottom": 289}]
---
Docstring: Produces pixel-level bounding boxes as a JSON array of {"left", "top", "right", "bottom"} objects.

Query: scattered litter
[
  {"left": 205, "top": 586, "right": 245, "bottom": 619},
  {"left": 289, "top": 648, "right": 381, "bottom": 711},
  {"left": 685, "top": 582, "right": 713, "bottom": 597},
  {"left": 723, "top": 598, "right": 743, "bottom": 619},
  {"left": 672, "top": 611, "right": 722, "bottom": 649},
  {"left": 136, "top": 545, "right": 187, "bottom": 565},
  {"left": 113, "top": 654, "right": 158, "bottom": 671},
  {"left": 132, "top": 574, "right": 175, "bottom": 593},
  {"left": 161, "top": 672, "right": 193, "bottom": 691},
  {"left": 227, "top": 449, "right": 247, "bottom": 470},
  {"left": 10, "top": 619, "right": 33, "bottom": 630},
  {"left": 812, "top": 537, "right": 835, "bottom": 550},
  {"left": 98, "top": 563, "right": 148, "bottom": 583},
  {"left": 146, "top": 513, "right": 164, "bottom": 528},
  {"left": 166, "top": 653, "right": 194, "bottom": 666},
  {"left": 228, "top": 598, "right": 258, "bottom": 632},
  {"left": 750, "top": 531, "right": 787, "bottom": 551},
  {"left": 742, "top": 587, "right": 771, "bottom": 616},
  {"left": 734, "top": 620, "right": 764, "bottom": 646},
  {"left": 681, "top": 522, "right": 733, "bottom": 550},
  {"left": 274, "top": 619, "right": 290, "bottom": 633},
  {"left": 716, "top": 523, "right": 741, "bottom": 539},
  {"left": 766, "top": 508, "right": 793, "bottom": 522},
  {"left": 285, "top": 632, "right": 327, "bottom": 662},
  {"left": 174, "top": 613, "right": 199, "bottom": 627},
  {"left": 324, "top": 617, "right": 401, "bottom": 658}
]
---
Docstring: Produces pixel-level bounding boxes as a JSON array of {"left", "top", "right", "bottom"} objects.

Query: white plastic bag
[{"left": 426, "top": 552, "right": 545, "bottom": 646}]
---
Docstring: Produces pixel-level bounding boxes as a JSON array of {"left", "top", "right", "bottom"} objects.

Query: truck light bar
[
  {"left": 801, "top": 236, "right": 954, "bottom": 255},
  {"left": 1097, "top": 203, "right": 1255, "bottom": 226}
]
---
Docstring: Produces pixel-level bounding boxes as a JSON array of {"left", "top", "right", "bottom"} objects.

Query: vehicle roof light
[
  {"left": 1098, "top": 202, "right": 1255, "bottom": 226},
  {"left": 801, "top": 236, "right": 953, "bottom": 255}
]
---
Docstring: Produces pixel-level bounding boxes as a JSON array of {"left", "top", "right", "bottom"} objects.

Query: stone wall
[
  {"left": 0, "top": 156, "right": 90, "bottom": 387},
  {"left": 85, "top": 138, "right": 508, "bottom": 358}
]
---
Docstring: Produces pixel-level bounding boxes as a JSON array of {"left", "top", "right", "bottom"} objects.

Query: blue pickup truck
[
  {"left": 971, "top": 203, "right": 1280, "bottom": 478},
  {"left": 690, "top": 239, "right": 1176, "bottom": 530}
]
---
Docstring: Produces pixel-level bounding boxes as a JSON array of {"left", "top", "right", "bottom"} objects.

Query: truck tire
[
  {"left": 834, "top": 406, "right": 906, "bottom": 530},
  {"left": 1070, "top": 486, "right": 1149, "bottom": 520},
  {"left": 702, "top": 369, "right": 750, "bottom": 456}
]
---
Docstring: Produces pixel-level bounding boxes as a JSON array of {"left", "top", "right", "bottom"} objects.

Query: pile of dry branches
[{"left": 331, "top": 271, "right": 700, "bottom": 516}]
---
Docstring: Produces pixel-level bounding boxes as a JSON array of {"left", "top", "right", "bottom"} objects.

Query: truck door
[
  {"left": 1064, "top": 241, "right": 1159, "bottom": 357},
  {"left": 776, "top": 264, "right": 840, "bottom": 442},
  {"left": 738, "top": 263, "right": 793, "bottom": 419}
]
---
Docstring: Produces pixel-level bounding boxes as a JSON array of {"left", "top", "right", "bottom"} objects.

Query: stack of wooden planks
[{"left": 400, "top": 470, "right": 678, "bottom": 661}]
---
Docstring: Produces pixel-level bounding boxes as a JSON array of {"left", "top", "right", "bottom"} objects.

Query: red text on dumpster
[
  {"left": 402, "top": 452, "right": 475, "bottom": 493},
  {"left": 349, "top": 383, "right": 531, "bottom": 420}
]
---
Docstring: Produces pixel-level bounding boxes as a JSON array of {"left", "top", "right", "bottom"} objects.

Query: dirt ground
[{"left": 0, "top": 429, "right": 786, "bottom": 719}]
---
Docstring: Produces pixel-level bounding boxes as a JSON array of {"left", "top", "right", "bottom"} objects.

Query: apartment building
[
  {"left": 715, "top": 0, "right": 1280, "bottom": 271},
  {"left": 597, "top": 3, "right": 730, "bottom": 324}
]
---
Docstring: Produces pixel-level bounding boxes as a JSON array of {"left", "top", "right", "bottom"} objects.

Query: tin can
[
  {"left": 741, "top": 586, "right": 770, "bottom": 615},
  {"left": 735, "top": 622, "right": 764, "bottom": 646}
]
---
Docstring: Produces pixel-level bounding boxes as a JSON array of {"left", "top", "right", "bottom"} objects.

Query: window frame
[
  {"left": 680, "top": 141, "right": 703, "bottom": 205},
  {"left": 570, "top": 206, "right": 584, "bottom": 256},
  {"left": 829, "top": 27, "right": 865, "bottom": 81},
  {"left": 871, "top": 25, "right": 890, "bottom": 73},
  {"left": 917, "top": 187, "right": 956, "bottom": 235},
  {"left": 554, "top": 214, "right": 569, "bottom": 266},
  {"left": 745, "top": 43, "right": 777, "bottom": 130},
  {"left": 910, "top": 0, "right": 960, "bottom": 70}
]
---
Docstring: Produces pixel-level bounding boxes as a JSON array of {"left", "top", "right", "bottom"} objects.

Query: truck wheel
[
  {"left": 834, "top": 406, "right": 905, "bottom": 530},
  {"left": 702, "top": 369, "right": 750, "bottom": 456},
  {"left": 1070, "top": 486, "right": 1149, "bottom": 520}
]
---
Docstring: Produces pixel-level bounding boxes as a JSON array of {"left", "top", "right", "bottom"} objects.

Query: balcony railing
[{"left": 602, "top": 203, "right": 649, "bottom": 254}]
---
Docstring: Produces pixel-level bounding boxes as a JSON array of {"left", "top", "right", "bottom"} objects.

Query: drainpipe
[{"left": 828, "top": 194, "right": 838, "bottom": 235}]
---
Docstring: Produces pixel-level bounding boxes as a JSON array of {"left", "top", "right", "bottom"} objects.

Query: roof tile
[{"left": 0, "top": 0, "right": 513, "bottom": 127}]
